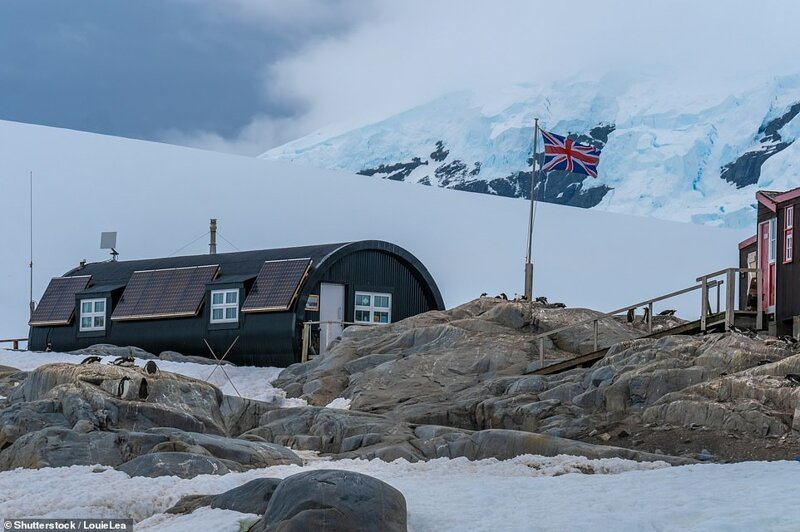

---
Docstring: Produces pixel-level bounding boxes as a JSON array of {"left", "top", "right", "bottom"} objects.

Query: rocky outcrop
[
  {"left": 9, "top": 362, "right": 227, "bottom": 435},
  {"left": 0, "top": 361, "right": 300, "bottom": 474},
  {"left": 239, "top": 405, "right": 689, "bottom": 465},
  {"left": 270, "top": 300, "right": 800, "bottom": 462},
  {"left": 249, "top": 469, "right": 407, "bottom": 532}
]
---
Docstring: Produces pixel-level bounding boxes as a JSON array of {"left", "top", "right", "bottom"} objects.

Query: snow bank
[
  {"left": 0, "top": 456, "right": 797, "bottom": 531},
  {"left": 325, "top": 397, "right": 352, "bottom": 410}
]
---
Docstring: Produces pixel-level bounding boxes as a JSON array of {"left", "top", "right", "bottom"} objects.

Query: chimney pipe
[{"left": 209, "top": 218, "right": 217, "bottom": 255}]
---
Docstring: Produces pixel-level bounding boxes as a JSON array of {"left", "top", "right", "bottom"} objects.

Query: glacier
[{"left": 262, "top": 74, "right": 800, "bottom": 228}]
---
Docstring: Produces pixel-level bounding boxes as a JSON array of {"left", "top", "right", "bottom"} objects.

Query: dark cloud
[{"left": 0, "top": 0, "right": 370, "bottom": 146}]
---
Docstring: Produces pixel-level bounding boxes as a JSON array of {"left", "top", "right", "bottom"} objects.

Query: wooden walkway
[{"left": 531, "top": 310, "right": 760, "bottom": 376}]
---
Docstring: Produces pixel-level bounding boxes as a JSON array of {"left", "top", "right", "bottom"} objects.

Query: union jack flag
[{"left": 540, "top": 129, "right": 601, "bottom": 178}]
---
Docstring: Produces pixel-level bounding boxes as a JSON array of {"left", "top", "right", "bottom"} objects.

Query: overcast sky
[{"left": 2, "top": 1, "right": 799, "bottom": 156}]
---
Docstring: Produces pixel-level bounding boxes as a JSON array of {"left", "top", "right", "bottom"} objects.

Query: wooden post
[
  {"left": 700, "top": 277, "right": 708, "bottom": 332},
  {"left": 593, "top": 320, "right": 598, "bottom": 352},
  {"left": 716, "top": 283, "right": 721, "bottom": 314},
  {"left": 12, "top": 340, "right": 18, "bottom": 350},
  {"left": 647, "top": 302, "right": 653, "bottom": 334},
  {"left": 725, "top": 269, "right": 735, "bottom": 331},
  {"left": 301, "top": 322, "right": 310, "bottom": 363},
  {"left": 539, "top": 337, "right": 544, "bottom": 368},
  {"left": 756, "top": 268, "right": 763, "bottom": 330}
]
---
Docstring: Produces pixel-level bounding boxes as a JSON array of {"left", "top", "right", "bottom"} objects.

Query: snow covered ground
[
  {"left": 0, "top": 120, "right": 749, "bottom": 340},
  {"left": 0, "top": 455, "right": 797, "bottom": 531},
  {"left": 1, "top": 349, "right": 797, "bottom": 531}
]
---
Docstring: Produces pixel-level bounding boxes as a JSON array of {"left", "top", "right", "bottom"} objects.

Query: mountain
[
  {"left": 0, "top": 120, "right": 747, "bottom": 339},
  {"left": 262, "top": 75, "right": 800, "bottom": 228}
]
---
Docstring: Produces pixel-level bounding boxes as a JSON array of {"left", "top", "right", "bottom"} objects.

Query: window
[
  {"left": 79, "top": 298, "right": 106, "bottom": 331},
  {"left": 354, "top": 291, "right": 392, "bottom": 324},
  {"left": 210, "top": 289, "right": 239, "bottom": 323},
  {"left": 785, "top": 206, "right": 794, "bottom": 263}
]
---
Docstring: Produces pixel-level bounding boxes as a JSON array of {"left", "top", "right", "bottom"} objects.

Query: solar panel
[
  {"left": 242, "top": 258, "right": 312, "bottom": 313},
  {"left": 29, "top": 276, "right": 91, "bottom": 326},
  {"left": 111, "top": 265, "right": 219, "bottom": 321}
]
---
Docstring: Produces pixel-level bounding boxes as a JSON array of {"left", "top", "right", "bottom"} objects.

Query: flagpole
[{"left": 524, "top": 118, "right": 539, "bottom": 301}]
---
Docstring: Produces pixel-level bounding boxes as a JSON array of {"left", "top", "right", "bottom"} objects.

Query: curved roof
[
  {"left": 64, "top": 240, "right": 444, "bottom": 310},
  {"left": 66, "top": 242, "right": 348, "bottom": 284}
]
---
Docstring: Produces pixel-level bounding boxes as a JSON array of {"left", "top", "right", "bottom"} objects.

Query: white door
[{"left": 319, "top": 283, "right": 345, "bottom": 356}]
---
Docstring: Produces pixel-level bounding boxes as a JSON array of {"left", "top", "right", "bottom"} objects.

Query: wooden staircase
[{"left": 529, "top": 268, "right": 764, "bottom": 376}]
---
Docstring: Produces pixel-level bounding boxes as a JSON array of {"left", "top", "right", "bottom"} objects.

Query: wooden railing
[
  {"left": 697, "top": 267, "right": 762, "bottom": 332},
  {"left": 0, "top": 338, "right": 28, "bottom": 350},
  {"left": 300, "top": 320, "right": 380, "bottom": 362},
  {"left": 529, "top": 267, "right": 762, "bottom": 370}
]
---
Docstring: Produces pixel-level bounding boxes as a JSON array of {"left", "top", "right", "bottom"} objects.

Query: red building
[{"left": 739, "top": 187, "right": 800, "bottom": 336}]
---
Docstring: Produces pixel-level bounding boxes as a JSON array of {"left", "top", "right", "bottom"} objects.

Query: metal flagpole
[
  {"left": 29, "top": 171, "right": 35, "bottom": 319},
  {"left": 524, "top": 119, "right": 539, "bottom": 301}
]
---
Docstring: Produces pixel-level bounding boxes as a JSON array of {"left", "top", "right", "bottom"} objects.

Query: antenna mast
[
  {"left": 209, "top": 218, "right": 217, "bottom": 255},
  {"left": 29, "top": 171, "right": 34, "bottom": 319}
]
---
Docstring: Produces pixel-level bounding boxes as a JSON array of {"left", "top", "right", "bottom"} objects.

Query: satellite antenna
[{"left": 100, "top": 232, "right": 118, "bottom": 261}]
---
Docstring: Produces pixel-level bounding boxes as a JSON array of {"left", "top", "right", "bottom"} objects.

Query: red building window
[{"left": 785, "top": 206, "right": 794, "bottom": 263}]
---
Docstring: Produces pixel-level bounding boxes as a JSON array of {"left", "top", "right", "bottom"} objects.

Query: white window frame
[
  {"left": 79, "top": 298, "right": 106, "bottom": 332},
  {"left": 210, "top": 289, "right": 239, "bottom": 324},
  {"left": 354, "top": 291, "right": 392, "bottom": 324},
  {"left": 769, "top": 217, "right": 777, "bottom": 263}
]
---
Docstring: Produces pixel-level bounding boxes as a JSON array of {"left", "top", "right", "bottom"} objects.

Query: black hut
[{"left": 28, "top": 240, "right": 444, "bottom": 366}]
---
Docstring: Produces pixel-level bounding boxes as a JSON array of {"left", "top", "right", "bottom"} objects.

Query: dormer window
[
  {"left": 210, "top": 289, "right": 239, "bottom": 323},
  {"left": 79, "top": 299, "right": 106, "bottom": 331}
]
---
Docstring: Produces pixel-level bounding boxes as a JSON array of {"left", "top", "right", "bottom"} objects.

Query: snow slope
[
  {"left": 0, "top": 120, "right": 748, "bottom": 340},
  {"left": 263, "top": 74, "right": 800, "bottom": 228}
]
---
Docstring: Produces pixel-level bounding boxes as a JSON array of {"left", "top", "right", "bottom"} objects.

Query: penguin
[
  {"left": 111, "top": 356, "right": 135, "bottom": 367},
  {"left": 535, "top": 296, "right": 549, "bottom": 305},
  {"left": 144, "top": 360, "right": 159, "bottom": 375},
  {"left": 138, "top": 378, "right": 149, "bottom": 400},
  {"left": 757, "top": 359, "right": 774, "bottom": 366},
  {"left": 498, "top": 293, "right": 508, "bottom": 300},
  {"left": 626, "top": 308, "right": 635, "bottom": 323},
  {"left": 785, "top": 373, "right": 800, "bottom": 386},
  {"left": 658, "top": 309, "right": 677, "bottom": 316},
  {"left": 549, "top": 302, "right": 566, "bottom": 308},
  {"left": 117, "top": 376, "right": 131, "bottom": 397},
  {"left": 642, "top": 306, "right": 651, "bottom": 324},
  {"left": 480, "top": 292, "right": 488, "bottom": 298},
  {"left": 80, "top": 356, "right": 102, "bottom": 365}
]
